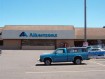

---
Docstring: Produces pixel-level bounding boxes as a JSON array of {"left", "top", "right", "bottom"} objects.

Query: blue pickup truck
[{"left": 39, "top": 47, "right": 89, "bottom": 65}]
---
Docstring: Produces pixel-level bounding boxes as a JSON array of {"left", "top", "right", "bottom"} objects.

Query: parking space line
[
  {"left": 26, "top": 70, "right": 105, "bottom": 74},
  {"left": 89, "top": 60, "right": 105, "bottom": 67}
]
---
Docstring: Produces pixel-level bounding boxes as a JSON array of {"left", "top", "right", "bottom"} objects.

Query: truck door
[
  {"left": 67, "top": 49, "right": 79, "bottom": 61},
  {"left": 54, "top": 49, "right": 67, "bottom": 62}
]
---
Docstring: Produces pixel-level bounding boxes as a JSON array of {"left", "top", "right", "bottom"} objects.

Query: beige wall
[
  {"left": 56, "top": 39, "right": 74, "bottom": 48},
  {"left": 3, "top": 40, "right": 21, "bottom": 49}
]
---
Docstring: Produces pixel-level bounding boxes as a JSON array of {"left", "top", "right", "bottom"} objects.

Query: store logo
[
  {"left": 19, "top": 32, "right": 28, "bottom": 37},
  {"left": 19, "top": 32, "right": 57, "bottom": 37}
]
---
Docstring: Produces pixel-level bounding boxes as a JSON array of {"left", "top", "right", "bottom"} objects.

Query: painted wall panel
[{"left": 2, "top": 30, "right": 75, "bottom": 39}]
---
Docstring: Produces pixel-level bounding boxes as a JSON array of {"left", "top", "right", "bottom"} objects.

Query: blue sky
[{"left": 0, "top": 0, "right": 105, "bottom": 28}]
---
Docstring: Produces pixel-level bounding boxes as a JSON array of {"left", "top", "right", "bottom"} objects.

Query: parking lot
[{"left": 0, "top": 50, "right": 105, "bottom": 79}]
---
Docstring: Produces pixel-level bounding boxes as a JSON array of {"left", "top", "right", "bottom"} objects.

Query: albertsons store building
[{"left": 0, "top": 25, "right": 105, "bottom": 50}]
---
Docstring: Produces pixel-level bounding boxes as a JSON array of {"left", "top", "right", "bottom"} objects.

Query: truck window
[
  {"left": 68, "top": 49, "right": 79, "bottom": 53},
  {"left": 88, "top": 48, "right": 100, "bottom": 52},
  {"left": 82, "top": 48, "right": 87, "bottom": 52},
  {"left": 56, "top": 49, "right": 64, "bottom": 54},
  {"left": 73, "top": 49, "right": 79, "bottom": 53}
]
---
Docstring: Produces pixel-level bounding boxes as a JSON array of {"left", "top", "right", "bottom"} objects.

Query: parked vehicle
[
  {"left": 88, "top": 48, "right": 105, "bottom": 59},
  {"left": 88, "top": 48, "right": 105, "bottom": 52},
  {"left": 39, "top": 47, "right": 89, "bottom": 65}
]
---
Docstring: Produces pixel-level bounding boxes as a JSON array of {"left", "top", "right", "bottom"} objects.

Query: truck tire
[
  {"left": 44, "top": 59, "right": 51, "bottom": 65},
  {"left": 74, "top": 58, "right": 82, "bottom": 65}
]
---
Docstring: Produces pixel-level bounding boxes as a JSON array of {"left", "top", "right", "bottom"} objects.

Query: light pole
[{"left": 84, "top": 0, "right": 87, "bottom": 42}]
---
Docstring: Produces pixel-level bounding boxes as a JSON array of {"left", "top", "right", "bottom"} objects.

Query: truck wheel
[
  {"left": 44, "top": 59, "right": 51, "bottom": 65},
  {"left": 74, "top": 58, "right": 81, "bottom": 65}
]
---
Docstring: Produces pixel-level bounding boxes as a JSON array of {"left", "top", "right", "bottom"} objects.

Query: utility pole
[
  {"left": 83, "top": 0, "right": 88, "bottom": 47},
  {"left": 84, "top": 0, "right": 87, "bottom": 42}
]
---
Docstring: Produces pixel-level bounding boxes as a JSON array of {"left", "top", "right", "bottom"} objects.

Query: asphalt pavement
[{"left": 0, "top": 50, "right": 105, "bottom": 79}]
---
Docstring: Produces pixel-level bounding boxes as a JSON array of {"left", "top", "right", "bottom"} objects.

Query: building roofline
[{"left": 3, "top": 25, "right": 75, "bottom": 31}]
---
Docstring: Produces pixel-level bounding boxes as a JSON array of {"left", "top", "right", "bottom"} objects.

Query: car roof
[{"left": 91, "top": 48, "right": 100, "bottom": 49}]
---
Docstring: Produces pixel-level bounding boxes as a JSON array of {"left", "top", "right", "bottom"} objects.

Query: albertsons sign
[{"left": 19, "top": 32, "right": 57, "bottom": 37}]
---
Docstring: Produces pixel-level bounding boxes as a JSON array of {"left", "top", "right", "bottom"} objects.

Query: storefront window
[
  {"left": 22, "top": 40, "right": 30, "bottom": 46},
  {"left": 22, "top": 39, "right": 55, "bottom": 46},
  {"left": 0, "top": 40, "right": 3, "bottom": 46}
]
